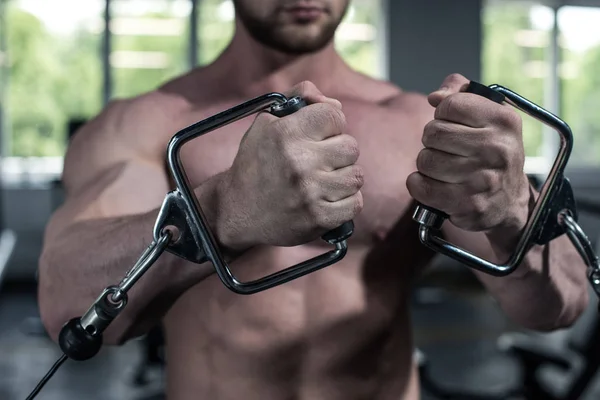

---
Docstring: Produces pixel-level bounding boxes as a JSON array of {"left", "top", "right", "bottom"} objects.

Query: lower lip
[{"left": 286, "top": 8, "right": 324, "bottom": 20}]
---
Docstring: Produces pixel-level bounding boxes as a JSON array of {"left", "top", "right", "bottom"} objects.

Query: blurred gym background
[{"left": 1, "top": 0, "right": 600, "bottom": 399}]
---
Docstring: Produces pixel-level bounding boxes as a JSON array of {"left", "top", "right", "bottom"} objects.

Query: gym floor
[{"left": 0, "top": 266, "right": 599, "bottom": 400}]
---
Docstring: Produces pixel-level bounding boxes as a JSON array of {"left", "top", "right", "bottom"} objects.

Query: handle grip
[
  {"left": 270, "top": 97, "right": 355, "bottom": 244},
  {"left": 156, "top": 93, "right": 354, "bottom": 295},
  {"left": 412, "top": 81, "right": 574, "bottom": 276}
]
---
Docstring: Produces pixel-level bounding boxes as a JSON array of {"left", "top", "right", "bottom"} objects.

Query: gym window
[
  {"left": 2, "top": 0, "right": 598, "bottom": 183},
  {"left": 482, "top": 0, "right": 600, "bottom": 172},
  {"left": 0, "top": 0, "right": 385, "bottom": 184}
]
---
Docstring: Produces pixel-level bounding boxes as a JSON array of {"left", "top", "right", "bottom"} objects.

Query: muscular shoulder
[{"left": 62, "top": 88, "right": 190, "bottom": 193}]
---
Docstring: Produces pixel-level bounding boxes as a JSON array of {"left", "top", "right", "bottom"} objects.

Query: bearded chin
[
  {"left": 234, "top": 2, "right": 346, "bottom": 55},
  {"left": 250, "top": 24, "right": 339, "bottom": 55}
]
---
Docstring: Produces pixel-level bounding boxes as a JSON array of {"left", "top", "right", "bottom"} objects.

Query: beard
[{"left": 233, "top": 1, "right": 348, "bottom": 55}]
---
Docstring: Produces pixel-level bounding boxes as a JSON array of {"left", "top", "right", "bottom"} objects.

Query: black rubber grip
[
  {"left": 321, "top": 221, "right": 355, "bottom": 243},
  {"left": 270, "top": 97, "right": 354, "bottom": 244},
  {"left": 465, "top": 81, "right": 505, "bottom": 104}
]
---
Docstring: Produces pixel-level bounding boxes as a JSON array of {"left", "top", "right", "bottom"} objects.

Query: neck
[{"left": 211, "top": 19, "right": 347, "bottom": 97}]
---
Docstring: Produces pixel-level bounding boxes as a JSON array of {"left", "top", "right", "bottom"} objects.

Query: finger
[
  {"left": 428, "top": 73, "right": 470, "bottom": 108},
  {"left": 406, "top": 171, "right": 465, "bottom": 215},
  {"left": 288, "top": 103, "right": 346, "bottom": 141},
  {"left": 317, "top": 133, "right": 360, "bottom": 171},
  {"left": 320, "top": 191, "right": 364, "bottom": 230},
  {"left": 422, "top": 119, "right": 488, "bottom": 157},
  {"left": 416, "top": 148, "right": 477, "bottom": 184},
  {"left": 317, "top": 165, "right": 364, "bottom": 202},
  {"left": 434, "top": 92, "right": 519, "bottom": 129},
  {"left": 286, "top": 80, "right": 342, "bottom": 110},
  {"left": 254, "top": 109, "right": 279, "bottom": 125}
]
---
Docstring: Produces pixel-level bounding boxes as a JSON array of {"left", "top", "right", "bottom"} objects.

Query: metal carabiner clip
[
  {"left": 153, "top": 93, "right": 354, "bottom": 294},
  {"left": 412, "top": 81, "right": 577, "bottom": 276}
]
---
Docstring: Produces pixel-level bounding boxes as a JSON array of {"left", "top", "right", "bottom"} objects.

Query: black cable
[{"left": 25, "top": 353, "right": 68, "bottom": 400}]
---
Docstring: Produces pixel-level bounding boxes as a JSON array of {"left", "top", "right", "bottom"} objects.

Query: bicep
[
  {"left": 51, "top": 143, "right": 169, "bottom": 243},
  {"left": 59, "top": 95, "right": 171, "bottom": 219},
  {"left": 80, "top": 159, "right": 169, "bottom": 219},
  {"left": 57, "top": 156, "right": 169, "bottom": 223}
]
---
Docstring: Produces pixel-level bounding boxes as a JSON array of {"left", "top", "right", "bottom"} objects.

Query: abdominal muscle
[{"left": 162, "top": 242, "right": 421, "bottom": 400}]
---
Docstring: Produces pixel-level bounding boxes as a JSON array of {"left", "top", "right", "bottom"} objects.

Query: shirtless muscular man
[{"left": 38, "top": 1, "right": 589, "bottom": 399}]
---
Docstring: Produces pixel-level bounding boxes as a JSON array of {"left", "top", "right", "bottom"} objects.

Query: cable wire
[{"left": 25, "top": 354, "right": 68, "bottom": 400}]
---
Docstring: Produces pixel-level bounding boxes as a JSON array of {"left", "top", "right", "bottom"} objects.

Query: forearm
[
  {"left": 38, "top": 210, "right": 211, "bottom": 344},
  {"left": 39, "top": 174, "right": 234, "bottom": 344},
  {"left": 440, "top": 179, "right": 588, "bottom": 331},
  {"left": 473, "top": 235, "right": 588, "bottom": 331}
]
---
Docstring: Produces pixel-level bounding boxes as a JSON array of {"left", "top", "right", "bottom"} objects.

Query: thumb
[
  {"left": 428, "top": 73, "right": 470, "bottom": 107},
  {"left": 286, "top": 80, "right": 343, "bottom": 110}
]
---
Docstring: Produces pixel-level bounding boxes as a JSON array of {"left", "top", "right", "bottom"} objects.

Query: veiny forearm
[
  {"left": 38, "top": 171, "right": 238, "bottom": 344},
  {"left": 474, "top": 234, "right": 589, "bottom": 331},
  {"left": 38, "top": 210, "right": 214, "bottom": 344},
  {"left": 441, "top": 181, "right": 589, "bottom": 331}
]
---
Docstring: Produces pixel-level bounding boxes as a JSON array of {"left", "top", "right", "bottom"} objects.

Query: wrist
[
  {"left": 195, "top": 170, "right": 250, "bottom": 258},
  {"left": 486, "top": 175, "right": 537, "bottom": 258}
]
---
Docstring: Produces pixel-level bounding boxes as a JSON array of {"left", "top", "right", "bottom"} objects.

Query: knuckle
[
  {"left": 291, "top": 155, "right": 310, "bottom": 179},
  {"left": 287, "top": 165, "right": 304, "bottom": 187},
  {"left": 341, "top": 134, "right": 359, "bottom": 159},
  {"left": 444, "top": 93, "right": 463, "bottom": 114},
  {"left": 342, "top": 165, "right": 364, "bottom": 191},
  {"left": 326, "top": 104, "right": 347, "bottom": 133},
  {"left": 352, "top": 192, "right": 364, "bottom": 216},
  {"left": 423, "top": 120, "right": 452, "bottom": 148},
  {"left": 293, "top": 80, "right": 316, "bottom": 98},
  {"left": 416, "top": 149, "right": 431, "bottom": 173},
  {"left": 435, "top": 95, "right": 453, "bottom": 120},
  {"left": 487, "top": 139, "right": 512, "bottom": 169},
  {"left": 351, "top": 165, "right": 365, "bottom": 188},
  {"left": 469, "top": 195, "right": 488, "bottom": 218},
  {"left": 299, "top": 80, "right": 315, "bottom": 91},
  {"left": 283, "top": 147, "right": 308, "bottom": 181},
  {"left": 447, "top": 73, "right": 465, "bottom": 83},
  {"left": 406, "top": 172, "right": 427, "bottom": 201},
  {"left": 480, "top": 170, "right": 500, "bottom": 192},
  {"left": 303, "top": 185, "right": 318, "bottom": 210},
  {"left": 300, "top": 177, "right": 319, "bottom": 202},
  {"left": 494, "top": 107, "right": 522, "bottom": 130},
  {"left": 422, "top": 120, "right": 437, "bottom": 147}
]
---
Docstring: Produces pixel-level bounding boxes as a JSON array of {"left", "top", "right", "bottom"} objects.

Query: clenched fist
[
  {"left": 407, "top": 74, "right": 532, "bottom": 234},
  {"left": 217, "top": 81, "right": 364, "bottom": 251}
]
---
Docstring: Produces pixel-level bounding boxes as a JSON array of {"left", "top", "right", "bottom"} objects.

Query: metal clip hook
[
  {"left": 154, "top": 93, "right": 354, "bottom": 294},
  {"left": 412, "top": 81, "right": 574, "bottom": 276}
]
